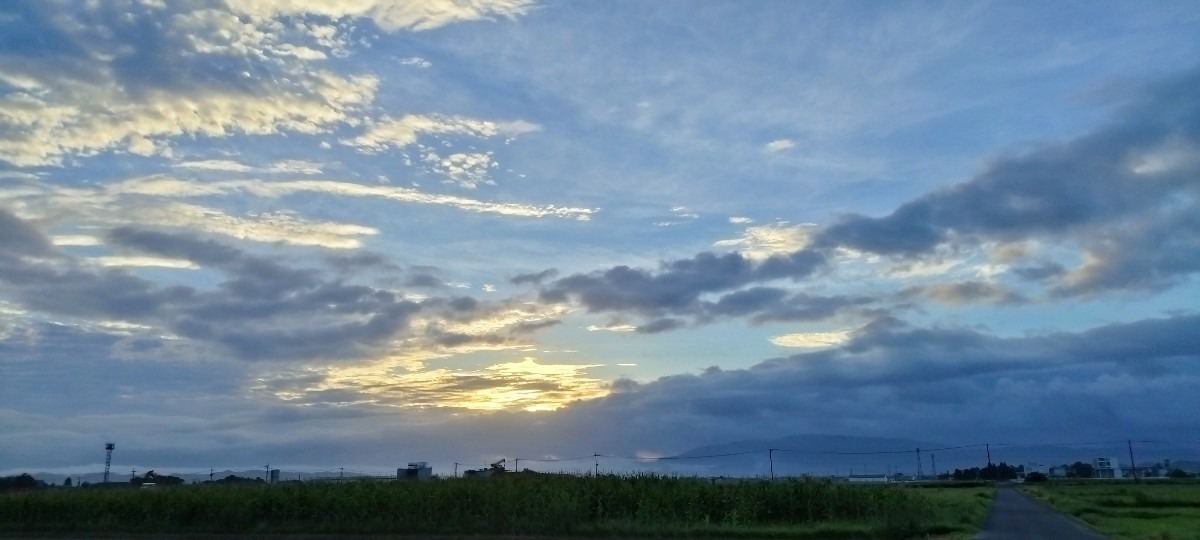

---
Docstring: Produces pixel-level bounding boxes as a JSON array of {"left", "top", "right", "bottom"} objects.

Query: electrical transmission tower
[{"left": 103, "top": 443, "right": 115, "bottom": 483}]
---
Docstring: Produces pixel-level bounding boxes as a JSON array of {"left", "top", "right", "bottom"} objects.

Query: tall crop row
[{"left": 0, "top": 475, "right": 934, "bottom": 538}]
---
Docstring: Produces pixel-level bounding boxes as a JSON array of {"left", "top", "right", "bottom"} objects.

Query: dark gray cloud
[
  {"left": 813, "top": 67, "right": 1200, "bottom": 295},
  {"left": 432, "top": 331, "right": 509, "bottom": 348},
  {"left": 511, "top": 268, "right": 558, "bottom": 286},
  {"left": 534, "top": 313, "right": 1200, "bottom": 457},
  {"left": 540, "top": 250, "right": 826, "bottom": 320},
  {"left": 0, "top": 207, "right": 54, "bottom": 257},
  {"left": 404, "top": 273, "right": 446, "bottom": 288},
  {"left": 0, "top": 217, "right": 433, "bottom": 363},
  {"left": 509, "top": 319, "right": 562, "bottom": 334},
  {"left": 325, "top": 252, "right": 399, "bottom": 275},
  {"left": 1012, "top": 262, "right": 1066, "bottom": 282},
  {"left": 701, "top": 288, "right": 876, "bottom": 324},
  {"left": 635, "top": 317, "right": 686, "bottom": 334}
]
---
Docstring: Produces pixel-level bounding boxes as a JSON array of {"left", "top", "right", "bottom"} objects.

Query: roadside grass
[
  {"left": 912, "top": 483, "right": 995, "bottom": 539},
  {"left": 1019, "top": 480, "right": 1200, "bottom": 540}
]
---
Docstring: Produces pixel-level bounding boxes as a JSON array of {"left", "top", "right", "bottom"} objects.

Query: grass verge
[{"left": 1019, "top": 480, "right": 1200, "bottom": 540}]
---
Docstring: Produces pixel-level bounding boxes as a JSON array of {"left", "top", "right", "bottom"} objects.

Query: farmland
[
  {"left": 1020, "top": 480, "right": 1200, "bottom": 539},
  {"left": 0, "top": 475, "right": 992, "bottom": 539}
]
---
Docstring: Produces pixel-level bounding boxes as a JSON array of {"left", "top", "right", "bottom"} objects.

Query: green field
[
  {"left": 1020, "top": 480, "right": 1200, "bottom": 540},
  {"left": 0, "top": 475, "right": 993, "bottom": 539}
]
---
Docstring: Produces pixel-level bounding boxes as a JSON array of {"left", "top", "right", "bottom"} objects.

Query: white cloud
[
  {"left": 345, "top": 114, "right": 541, "bottom": 153},
  {"left": 714, "top": 222, "right": 817, "bottom": 259},
  {"left": 586, "top": 324, "right": 637, "bottom": 332},
  {"left": 174, "top": 159, "right": 325, "bottom": 175},
  {"left": 51, "top": 235, "right": 103, "bottom": 247},
  {"left": 3, "top": 180, "right": 380, "bottom": 249},
  {"left": 267, "top": 160, "right": 325, "bottom": 175},
  {"left": 0, "top": 71, "right": 378, "bottom": 168},
  {"left": 770, "top": 330, "right": 851, "bottom": 348},
  {"left": 91, "top": 256, "right": 199, "bottom": 269},
  {"left": 399, "top": 56, "right": 433, "bottom": 68},
  {"left": 729, "top": 216, "right": 753, "bottom": 224},
  {"left": 438, "top": 152, "right": 497, "bottom": 189},
  {"left": 175, "top": 160, "right": 256, "bottom": 173},
  {"left": 107, "top": 176, "right": 594, "bottom": 221},
  {"left": 764, "top": 139, "right": 796, "bottom": 153},
  {"left": 228, "top": 0, "right": 536, "bottom": 32}
]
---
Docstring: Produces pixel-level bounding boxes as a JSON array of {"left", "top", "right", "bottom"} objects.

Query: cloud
[
  {"left": 284, "top": 356, "right": 607, "bottom": 413},
  {"left": 764, "top": 139, "right": 795, "bottom": 152},
  {"left": 702, "top": 288, "right": 875, "bottom": 325},
  {"left": 344, "top": 114, "right": 541, "bottom": 153},
  {"left": 539, "top": 314, "right": 1200, "bottom": 451},
  {"left": 175, "top": 159, "right": 325, "bottom": 175},
  {"left": 228, "top": 0, "right": 536, "bottom": 33},
  {"left": 0, "top": 1, "right": 380, "bottom": 167},
  {"left": 540, "top": 250, "right": 826, "bottom": 321},
  {"left": 898, "top": 281, "right": 1027, "bottom": 306},
  {"left": 399, "top": 56, "right": 433, "bottom": 68},
  {"left": 108, "top": 176, "right": 594, "bottom": 221},
  {"left": 770, "top": 330, "right": 852, "bottom": 348},
  {"left": 0, "top": 212, "right": 437, "bottom": 363},
  {"left": 92, "top": 256, "right": 199, "bottom": 269},
  {"left": 436, "top": 152, "right": 497, "bottom": 189},
  {"left": 511, "top": 268, "right": 558, "bottom": 286},
  {"left": 636, "top": 318, "right": 685, "bottom": 334},
  {"left": 813, "top": 67, "right": 1200, "bottom": 294},
  {"left": 714, "top": 222, "right": 818, "bottom": 260}
]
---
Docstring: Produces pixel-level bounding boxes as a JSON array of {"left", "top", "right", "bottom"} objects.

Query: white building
[{"left": 1092, "top": 457, "right": 1123, "bottom": 479}]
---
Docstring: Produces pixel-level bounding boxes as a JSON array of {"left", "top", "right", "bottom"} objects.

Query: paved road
[{"left": 974, "top": 484, "right": 1106, "bottom": 539}]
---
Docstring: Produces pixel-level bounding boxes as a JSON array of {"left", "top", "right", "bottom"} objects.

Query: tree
[
  {"left": 1066, "top": 461, "right": 1094, "bottom": 479},
  {"left": 63, "top": 477, "right": 72, "bottom": 487},
  {"left": 0, "top": 473, "right": 46, "bottom": 491},
  {"left": 1168, "top": 468, "right": 1192, "bottom": 479},
  {"left": 1025, "top": 472, "right": 1048, "bottom": 483}
]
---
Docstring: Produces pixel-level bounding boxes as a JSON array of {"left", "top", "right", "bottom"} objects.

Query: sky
[{"left": 2, "top": 0, "right": 1199, "bottom": 477}]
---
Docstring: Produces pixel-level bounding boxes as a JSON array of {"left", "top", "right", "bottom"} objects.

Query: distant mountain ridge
[
  {"left": 677, "top": 434, "right": 949, "bottom": 457},
  {"left": 671, "top": 434, "right": 1200, "bottom": 477}
]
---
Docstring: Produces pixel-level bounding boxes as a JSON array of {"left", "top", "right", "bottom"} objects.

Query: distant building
[
  {"left": 1121, "top": 463, "right": 1169, "bottom": 479},
  {"left": 847, "top": 474, "right": 888, "bottom": 483},
  {"left": 399, "top": 462, "right": 432, "bottom": 480},
  {"left": 1092, "top": 457, "right": 1123, "bottom": 479}
]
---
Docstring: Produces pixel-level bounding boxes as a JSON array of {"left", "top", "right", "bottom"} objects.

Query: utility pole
[
  {"left": 594, "top": 453, "right": 600, "bottom": 476},
  {"left": 986, "top": 444, "right": 993, "bottom": 466},
  {"left": 931, "top": 454, "right": 937, "bottom": 479},
  {"left": 209, "top": 468, "right": 214, "bottom": 481},
  {"left": 131, "top": 468, "right": 136, "bottom": 481},
  {"left": 454, "top": 462, "right": 460, "bottom": 478},
  {"left": 264, "top": 464, "right": 270, "bottom": 484},
  {"left": 769, "top": 449, "right": 775, "bottom": 481},
  {"left": 339, "top": 467, "right": 344, "bottom": 482},
  {"left": 916, "top": 448, "right": 923, "bottom": 480},
  {"left": 1127, "top": 440, "right": 1139, "bottom": 483},
  {"left": 514, "top": 458, "right": 520, "bottom": 473}
]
